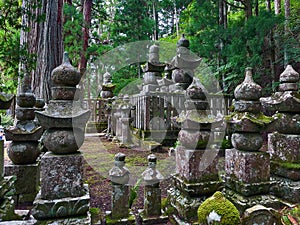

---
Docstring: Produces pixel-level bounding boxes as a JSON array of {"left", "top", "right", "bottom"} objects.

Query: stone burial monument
[
  {"left": 31, "top": 52, "right": 91, "bottom": 224},
  {"left": 4, "top": 86, "right": 43, "bottom": 205}
]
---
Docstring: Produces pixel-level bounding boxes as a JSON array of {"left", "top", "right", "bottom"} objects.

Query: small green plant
[
  {"left": 0, "top": 114, "right": 14, "bottom": 127},
  {"left": 129, "top": 178, "right": 142, "bottom": 209},
  {"left": 174, "top": 140, "right": 181, "bottom": 148}
]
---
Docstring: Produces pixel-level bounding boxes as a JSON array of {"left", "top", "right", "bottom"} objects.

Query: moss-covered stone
[{"left": 197, "top": 191, "right": 241, "bottom": 225}]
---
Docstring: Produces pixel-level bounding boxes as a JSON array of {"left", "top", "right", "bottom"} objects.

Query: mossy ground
[{"left": 81, "top": 135, "right": 173, "bottom": 224}]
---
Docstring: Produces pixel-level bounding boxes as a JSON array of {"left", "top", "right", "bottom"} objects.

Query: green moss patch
[
  {"left": 197, "top": 191, "right": 240, "bottom": 225},
  {"left": 225, "top": 112, "right": 273, "bottom": 126}
]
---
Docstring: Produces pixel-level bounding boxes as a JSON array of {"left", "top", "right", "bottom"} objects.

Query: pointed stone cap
[
  {"left": 142, "top": 154, "right": 164, "bottom": 185},
  {"left": 109, "top": 153, "right": 130, "bottom": 184},
  {"left": 185, "top": 78, "right": 208, "bottom": 100},
  {"left": 149, "top": 43, "right": 159, "bottom": 54},
  {"left": 234, "top": 67, "right": 262, "bottom": 100},
  {"left": 177, "top": 34, "right": 189, "bottom": 48},
  {"left": 51, "top": 52, "right": 81, "bottom": 87},
  {"left": 280, "top": 65, "right": 299, "bottom": 83}
]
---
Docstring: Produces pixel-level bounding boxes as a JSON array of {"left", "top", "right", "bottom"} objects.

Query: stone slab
[
  {"left": 268, "top": 133, "right": 300, "bottom": 163},
  {"left": 144, "top": 186, "right": 161, "bottom": 217},
  {"left": 242, "top": 205, "right": 281, "bottom": 225},
  {"left": 271, "top": 161, "right": 300, "bottom": 180},
  {"left": 225, "top": 177, "right": 271, "bottom": 196},
  {"left": 111, "top": 184, "right": 129, "bottom": 219},
  {"left": 40, "top": 152, "right": 85, "bottom": 200},
  {"left": 172, "top": 174, "right": 223, "bottom": 197},
  {"left": 176, "top": 147, "right": 220, "bottom": 183},
  {"left": 225, "top": 148, "right": 270, "bottom": 184},
  {"left": 270, "top": 176, "right": 300, "bottom": 203},
  {"left": 4, "top": 162, "right": 40, "bottom": 196},
  {"left": 167, "top": 187, "right": 205, "bottom": 223},
  {"left": 31, "top": 184, "right": 90, "bottom": 220},
  {"left": 138, "top": 210, "right": 169, "bottom": 225},
  {"left": 225, "top": 188, "right": 289, "bottom": 213},
  {"left": 105, "top": 211, "right": 135, "bottom": 225}
]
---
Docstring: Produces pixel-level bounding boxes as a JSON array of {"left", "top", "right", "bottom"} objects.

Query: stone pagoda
[
  {"left": 261, "top": 65, "right": 300, "bottom": 203},
  {"left": 168, "top": 77, "right": 223, "bottom": 222},
  {"left": 169, "top": 35, "right": 201, "bottom": 92},
  {"left": 5, "top": 82, "right": 43, "bottom": 205},
  {"left": 141, "top": 43, "right": 165, "bottom": 94},
  {"left": 31, "top": 52, "right": 91, "bottom": 223},
  {"left": 100, "top": 71, "right": 115, "bottom": 98},
  {"left": 0, "top": 92, "right": 19, "bottom": 221},
  {"left": 225, "top": 68, "right": 275, "bottom": 212}
]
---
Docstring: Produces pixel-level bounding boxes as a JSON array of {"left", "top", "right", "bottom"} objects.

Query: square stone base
[
  {"left": 138, "top": 210, "right": 169, "bottom": 225},
  {"left": 270, "top": 176, "right": 300, "bottom": 204},
  {"left": 172, "top": 174, "right": 223, "bottom": 197},
  {"left": 105, "top": 211, "right": 135, "bottom": 225},
  {"left": 225, "top": 148, "right": 270, "bottom": 184},
  {"left": 4, "top": 162, "right": 40, "bottom": 204},
  {"left": 176, "top": 148, "right": 220, "bottom": 183},
  {"left": 31, "top": 184, "right": 90, "bottom": 220},
  {"left": 225, "top": 188, "right": 290, "bottom": 213},
  {"left": 35, "top": 213, "right": 91, "bottom": 225},
  {"left": 225, "top": 177, "right": 271, "bottom": 196},
  {"left": 271, "top": 161, "right": 300, "bottom": 181},
  {"left": 167, "top": 187, "right": 205, "bottom": 223},
  {"left": 41, "top": 152, "right": 85, "bottom": 200},
  {"left": 268, "top": 133, "right": 300, "bottom": 163}
]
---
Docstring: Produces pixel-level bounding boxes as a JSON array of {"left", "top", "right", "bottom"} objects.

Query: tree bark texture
[
  {"left": 19, "top": 0, "right": 63, "bottom": 102},
  {"left": 78, "top": 0, "right": 92, "bottom": 74},
  {"left": 275, "top": 0, "right": 281, "bottom": 15}
]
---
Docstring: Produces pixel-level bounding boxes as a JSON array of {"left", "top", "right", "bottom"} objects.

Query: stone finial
[
  {"left": 142, "top": 154, "right": 163, "bottom": 186},
  {"left": 185, "top": 78, "right": 208, "bottom": 100},
  {"left": 280, "top": 65, "right": 299, "bottom": 83},
  {"left": 177, "top": 34, "right": 189, "bottom": 48},
  {"left": 51, "top": 51, "right": 81, "bottom": 87},
  {"left": 149, "top": 43, "right": 160, "bottom": 64},
  {"left": 234, "top": 67, "right": 262, "bottom": 100},
  {"left": 109, "top": 153, "right": 130, "bottom": 185},
  {"left": 279, "top": 65, "right": 299, "bottom": 92}
]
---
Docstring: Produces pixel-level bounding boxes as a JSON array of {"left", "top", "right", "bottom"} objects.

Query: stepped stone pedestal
[
  {"left": 261, "top": 65, "right": 300, "bottom": 204},
  {"left": 0, "top": 92, "right": 20, "bottom": 221},
  {"left": 225, "top": 68, "right": 282, "bottom": 212},
  {"left": 168, "top": 76, "right": 223, "bottom": 223},
  {"left": 31, "top": 52, "right": 91, "bottom": 224}
]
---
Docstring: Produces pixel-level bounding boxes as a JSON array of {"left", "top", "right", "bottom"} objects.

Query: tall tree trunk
[
  {"left": 265, "top": 0, "right": 271, "bottom": 11},
  {"left": 255, "top": 0, "right": 259, "bottom": 16},
  {"left": 78, "top": 0, "right": 92, "bottom": 74},
  {"left": 19, "top": 0, "right": 39, "bottom": 94},
  {"left": 32, "top": 0, "right": 63, "bottom": 103},
  {"left": 284, "top": 0, "right": 290, "bottom": 66},
  {"left": 245, "top": 0, "right": 252, "bottom": 20},
  {"left": 152, "top": 0, "right": 158, "bottom": 40},
  {"left": 275, "top": 0, "right": 281, "bottom": 14},
  {"left": 20, "top": 0, "right": 63, "bottom": 103}
]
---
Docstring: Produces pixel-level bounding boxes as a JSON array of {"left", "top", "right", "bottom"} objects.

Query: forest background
[{"left": 0, "top": 0, "right": 299, "bottom": 102}]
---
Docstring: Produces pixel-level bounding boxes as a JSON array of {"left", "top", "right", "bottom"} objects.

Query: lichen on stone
[
  {"left": 225, "top": 111, "right": 273, "bottom": 126},
  {"left": 197, "top": 191, "right": 241, "bottom": 225}
]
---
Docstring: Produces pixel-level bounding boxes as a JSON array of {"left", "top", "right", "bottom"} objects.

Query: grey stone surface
[
  {"left": 111, "top": 184, "right": 129, "bottom": 219},
  {"left": 40, "top": 152, "right": 84, "bottom": 200},
  {"left": 43, "top": 128, "right": 85, "bottom": 154},
  {"left": 7, "top": 141, "right": 40, "bottom": 165},
  {"left": 4, "top": 162, "right": 40, "bottom": 197},
  {"left": 231, "top": 132, "right": 263, "bottom": 151},
  {"left": 268, "top": 132, "right": 300, "bottom": 163},
  {"left": 31, "top": 185, "right": 90, "bottom": 220},
  {"left": 175, "top": 147, "right": 220, "bottom": 183},
  {"left": 225, "top": 149, "right": 270, "bottom": 184},
  {"left": 270, "top": 176, "right": 300, "bottom": 203},
  {"left": 243, "top": 205, "right": 281, "bottom": 225}
]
